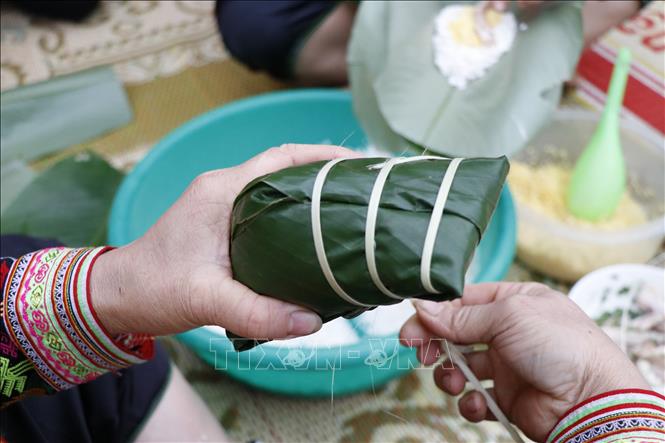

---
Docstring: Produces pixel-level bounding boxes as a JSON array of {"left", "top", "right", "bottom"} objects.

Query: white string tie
[
  {"left": 365, "top": 156, "right": 447, "bottom": 300},
  {"left": 311, "top": 158, "right": 374, "bottom": 308},
  {"left": 312, "top": 156, "right": 463, "bottom": 305},
  {"left": 443, "top": 342, "right": 525, "bottom": 443},
  {"left": 420, "top": 158, "right": 463, "bottom": 294}
]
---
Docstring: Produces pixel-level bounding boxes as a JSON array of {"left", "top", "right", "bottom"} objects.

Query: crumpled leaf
[
  {"left": 1, "top": 67, "right": 132, "bottom": 164},
  {"left": 1, "top": 152, "right": 124, "bottom": 246},
  {"left": 348, "top": 1, "right": 583, "bottom": 157},
  {"left": 229, "top": 156, "right": 509, "bottom": 350}
]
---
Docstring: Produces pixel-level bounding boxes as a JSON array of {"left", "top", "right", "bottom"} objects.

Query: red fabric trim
[
  {"left": 546, "top": 389, "right": 665, "bottom": 442},
  {"left": 114, "top": 334, "right": 155, "bottom": 361},
  {"left": 49, "top": 249, "right": 112, "bottom": 371},
  {"left": 46, "top": 250, "right": 103, "bottom": 382},
  {"left": 71, "top": 248, "right": 133, "bottom": 366},
  {"left": 577, "top": 48, "right": 665, "bottom": 134},
  {"left": 552, "top": 404, "right": 665, "bottom": 442},
  {"left": 84, "top": 247, "right": 154, "bottom": 362},
  {"left": 0, "top": 260, "right": 11, "bottom": 289}
]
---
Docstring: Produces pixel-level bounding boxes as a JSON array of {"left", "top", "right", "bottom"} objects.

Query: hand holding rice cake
[{"left": 228, "top": 155, "right": 509, "bottom": 350}]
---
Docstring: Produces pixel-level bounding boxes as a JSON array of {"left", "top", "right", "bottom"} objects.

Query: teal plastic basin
[{"left": 108, "top": 89, "right": 516, "bottom": 397}]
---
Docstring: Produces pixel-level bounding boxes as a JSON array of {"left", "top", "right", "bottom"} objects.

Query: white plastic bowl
[
  {"left": 511, "top": 109, "right": 664, "bottom": 282},
  {"left": 569, "top": 263, "right": 664, "bottom": 391}
]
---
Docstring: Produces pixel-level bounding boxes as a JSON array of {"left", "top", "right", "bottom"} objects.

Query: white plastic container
[{"left": 511, "top": 109, "right": 664, "bottom": 282}]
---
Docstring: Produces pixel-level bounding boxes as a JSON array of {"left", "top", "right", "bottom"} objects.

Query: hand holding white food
[
  {"left": 490, "top": 0, "right": 642, "bottom": 47},
  {"left": 488, "top": 0, "right": 545, "bottom": 15},
  {"left": 400, "top": 282, "right": 649, "bottom": 442}
]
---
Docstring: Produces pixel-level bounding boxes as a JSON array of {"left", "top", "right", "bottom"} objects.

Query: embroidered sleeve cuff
[
  {"left": 546, "top": 388, "right": 665, "bottom": 443},
  {"left": 2, "top": 247, "right": 154, "bottom": 392}
]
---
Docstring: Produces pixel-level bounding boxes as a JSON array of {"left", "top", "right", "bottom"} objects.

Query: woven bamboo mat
[{"left": 31, "top": 58, "right": 287, "bottom": 170}]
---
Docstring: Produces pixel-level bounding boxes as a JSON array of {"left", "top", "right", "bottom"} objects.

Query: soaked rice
[{"left": 432, "top": 4, "right": 517, "bottom": 90}]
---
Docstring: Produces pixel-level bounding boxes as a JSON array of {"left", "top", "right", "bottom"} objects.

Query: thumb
[
  {"left": 211, "top": 279, "right": 323, "bottom": 340},
  {"left": 413, "top": 300, "right": 499, "bottom": 345}
]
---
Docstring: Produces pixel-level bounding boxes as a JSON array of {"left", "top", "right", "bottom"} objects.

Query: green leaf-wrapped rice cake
[{"left": 229, "top": 155, "right": 509, "bottom": 350}]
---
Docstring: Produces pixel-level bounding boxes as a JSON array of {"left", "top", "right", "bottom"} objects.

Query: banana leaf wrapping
[{"left": 229, "top": 156, "right": 509, "bottom": 350}]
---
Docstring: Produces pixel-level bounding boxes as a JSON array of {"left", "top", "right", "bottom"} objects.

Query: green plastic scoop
[{"left": 566, "top": 47, "right": 632, "bottom": 221}]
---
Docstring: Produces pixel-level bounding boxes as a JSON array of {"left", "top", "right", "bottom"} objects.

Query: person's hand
[
  {"left": 488, "top": 0, "right": 545, "bottom": 18},
  {"left": 581, "top": 1, "right": 640, "bottom": 46},
  {"left": 489, "top": 0, "right": 641, "bottom": 47},
  {"left": 400, "top": 282, "right": 650, "bottom": 442},
  {"left": 91, "top": 144, "right": 358, "bottom": 339}
]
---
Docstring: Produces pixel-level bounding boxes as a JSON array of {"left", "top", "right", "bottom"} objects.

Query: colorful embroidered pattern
[
  {"left": 547, "top": 389, "right": 665, "bottom": 443},
  {"left": 0, "top": 357, "right": 31, "bottom": 397},
  {"left": 1, "top": 247, "right": 154, "bottom": 393}
]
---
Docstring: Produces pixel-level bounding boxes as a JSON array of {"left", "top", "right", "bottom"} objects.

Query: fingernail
[
  {"left": 471, "top": 395, "right": 483, "bottom": 413},
  {"left": 461, "top": 395, "right": 477, "bottom": 414},
  {"left": 288, "top": 311, "right": 322, "bottom": 336},
  {"left": 415, "top": 300, "right": 442, "bottom": 317},
  {"left": 441, "top": 371, "right": 452, "bottom": 388}
]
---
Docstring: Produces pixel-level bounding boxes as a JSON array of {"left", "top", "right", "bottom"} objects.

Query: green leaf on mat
[{"left": 1, "top": 152, "right": 124, "bottom": 247}]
